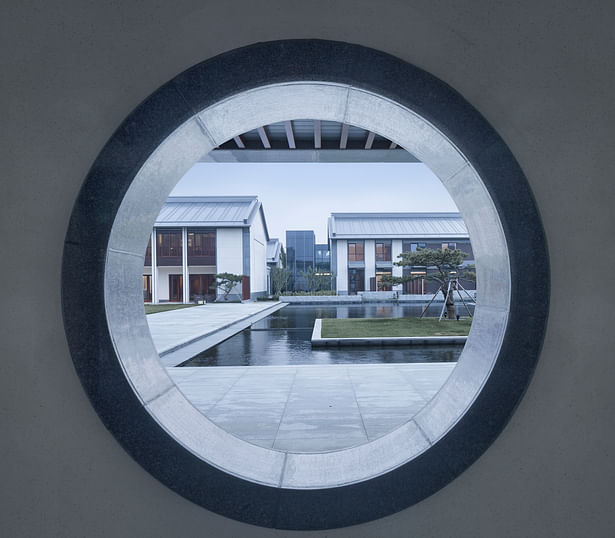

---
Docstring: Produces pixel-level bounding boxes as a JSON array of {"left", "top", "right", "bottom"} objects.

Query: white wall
[
  {"left": 216, "top": 228, "right": 243, "bottom": 275},
  {"left": 250, "top": 212, "right": 268, "bottom": 295},
  {"left": 155, "top": 266, "right": 182, "bottom": 301},
  {"left": 187, "top": 265, "right": 216, "bottom": 275},
  {"left": 336, "top": 239, "right": 348, "bottom": 293}
]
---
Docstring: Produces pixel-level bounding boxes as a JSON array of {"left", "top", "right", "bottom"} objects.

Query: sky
[{"left": 170, "top": 162, "right": 458, "bottom": 245}]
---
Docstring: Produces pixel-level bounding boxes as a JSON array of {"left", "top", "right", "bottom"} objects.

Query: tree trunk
[
  {"left": 442, "top": 284, "right": 456, "bottom": 319},
  {"left": 446, "top": 295, "right": 456, "bottom": 320}
]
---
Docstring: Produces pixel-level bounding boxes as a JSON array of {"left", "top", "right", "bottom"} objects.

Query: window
[
  {"left": 187, "top": 229, "right": 216, "bottom": 265},
  {"left": 144, "top": 238, "right": 152, "bottom": 266},
  {"left": 442, "top": 242, "right": 456, "bottom": 250},
  {"left": 376, "top": 270, "right": 392, "bottom": 291},
  {"left": 348, "top": 241, "right": 364, "bottom": 262},
  {"left": 375, "top": 241, "right": 392, "bottom": 262},
  {"left": 402, "top": 241, "right": 426, "bottom": 252},
  {"left": 403, "top": 271, "right": 426, "bottom": 294},
  {"left": 142, "top": 275, "right": 152, "bottom": 302},
  {"left": 156, "top": 229, "right": 182, "bottom": 265}
]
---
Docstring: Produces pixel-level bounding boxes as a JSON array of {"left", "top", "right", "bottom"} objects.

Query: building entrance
[
  {"left": 169, "top": 274, "right": 183, "bottom": 302},
  {"left": 348, "top": 268, "right": 365, "bottom": 295},
  {"left": 189, "top": 274, "right": 216, "bottom": 302},
  {"left": 142, "top": 275, "right": 152, "bottom": 302}
]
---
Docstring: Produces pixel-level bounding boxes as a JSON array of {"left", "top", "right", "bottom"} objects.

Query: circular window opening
[
  {"left": 150, "top": 119, "right": 475, "bottom": 454},
  {"left": 63, "top": 40, "right": 548, "bottom": 530}
]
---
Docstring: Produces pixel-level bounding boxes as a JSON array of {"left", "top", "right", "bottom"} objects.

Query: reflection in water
[{"left": 181, "top": 303, "right": 470, "bottom": 367}]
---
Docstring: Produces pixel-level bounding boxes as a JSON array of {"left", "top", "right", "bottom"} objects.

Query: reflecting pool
[{"left": 181, "top": 303, "right": 471, "bottom": 367}]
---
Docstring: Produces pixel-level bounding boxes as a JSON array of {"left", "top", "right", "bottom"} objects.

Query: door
[
  {"left": 142, "top": 275, "right": 152, "bottom": 302},
  {"left": 169, "top": 274, "right": 183, "bottom": 302},
  {"left": 189, "top": 274, "right": 216, "bottom": 302},
  {"left": 348, "top": 269, "right": 365, "bottom": 295}
]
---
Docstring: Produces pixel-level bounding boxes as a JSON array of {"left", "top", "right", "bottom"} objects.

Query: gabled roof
[
  {"left": 328, "top": 212, "right": 468, "bottom": 239},
  {"left": 155, "top": 196, "right": 261, "bottom": 228},
  {"left": 266, "top": 238, "right": 281, "bottom": 264}
]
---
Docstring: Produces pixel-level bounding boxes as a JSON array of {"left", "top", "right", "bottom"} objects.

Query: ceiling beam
[
  {"left": 233, "top": 135, "right": 245, "bottom": 149},
  {"left": 389, "top": 141, "right": 397, "bottom": 149},
  {"left": 284, "top": 120, "right": 296, "bottom": 149},
  {"left": 365, "top": 131, "right": 375, "bottom": 150},
  {"left": 314, "top": 120, "right": 321, "bottom": 149},
  {"left": 201, "top": 149, "right": 420, "bottom": 163},
  {"left": 257, "top": 126, "right": 271, "bottom": 149},
  {"left": 340, "top": 123, "right": 349, "bottom": 149}
]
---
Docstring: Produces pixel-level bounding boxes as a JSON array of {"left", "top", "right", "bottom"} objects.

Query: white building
[
  {"left": 143, "top": 196, "right": 270, "bottom": 302},
  {"left": 266, "top": 238, "right": 282, "bottom": 293},
  {"left": 328, "top": 212, "right": 474, "bottom": 295}
]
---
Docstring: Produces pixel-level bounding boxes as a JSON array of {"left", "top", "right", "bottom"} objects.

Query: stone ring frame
[{"left": 62, "top": 40, "right": 549, "bottom": 530}]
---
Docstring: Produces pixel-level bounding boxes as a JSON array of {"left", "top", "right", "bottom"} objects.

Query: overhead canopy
[{"left": 201, "top": 119, "right": 420, "bottom": 163}]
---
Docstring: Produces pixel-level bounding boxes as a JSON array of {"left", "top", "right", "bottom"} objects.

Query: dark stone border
[{"left": 62, "top": 40, "right": 549, "bottom": 530}]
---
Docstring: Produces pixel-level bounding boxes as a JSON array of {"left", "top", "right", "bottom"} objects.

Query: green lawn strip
[
  {"left": 145, "top": 304, "right": 198, "bottom": 315},
  {"left": 320, "top": 317, "right": 472, "bottom": 338}
]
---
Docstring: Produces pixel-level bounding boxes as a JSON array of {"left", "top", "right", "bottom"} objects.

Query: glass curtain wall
[{"left": 286, "top": 230, "right": 315, "bottom": 291}]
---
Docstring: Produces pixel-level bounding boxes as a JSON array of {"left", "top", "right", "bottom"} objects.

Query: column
[
  {"left": 336, "top": 240, "right": 348, "bottom": 294},
  {"left": 182, "top": 227, "right": 189, "bottom": 303},
  {"left": 392, "top": 239, "right": 403, "bottom": 292},
  {"left": 364, "top": 239, "right": 375, "bottom": 290},
  {"left": 151, "top": 229, "right": 158, "bottom": 304}
]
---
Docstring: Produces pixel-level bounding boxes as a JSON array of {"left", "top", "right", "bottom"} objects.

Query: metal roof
[
  {"left": 266, "top": 238, "right": 281, "bottom": 264},
  {"left": 328, "top": 213, "right": 468, "bottom": 239},
  {"left": 155, "top": 196, "right": 261, "bottom": 227}
]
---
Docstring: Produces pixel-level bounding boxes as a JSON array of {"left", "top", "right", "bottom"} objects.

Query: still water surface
[{"left": 181, "top": 303, "right": 470, "bottom": 367}]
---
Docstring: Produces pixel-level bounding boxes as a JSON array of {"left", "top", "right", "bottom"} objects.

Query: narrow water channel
[{"left": 180, "top": 303, "right": 471, "bottom": 367}]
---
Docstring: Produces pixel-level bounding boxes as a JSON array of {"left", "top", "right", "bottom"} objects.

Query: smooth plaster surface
[{"left": 2, "top": 2, "right": 614, "bottom": 536}]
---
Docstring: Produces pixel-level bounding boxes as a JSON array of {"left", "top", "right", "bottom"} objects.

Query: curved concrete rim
[
  {"left": 62, "top": 39, "right": 549, "bottom": 529},
  {"left": 105, "top": 81, "right": 509, "bottom": 489}
]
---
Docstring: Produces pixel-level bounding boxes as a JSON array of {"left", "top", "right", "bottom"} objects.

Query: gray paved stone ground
[{"left": 168, "top": 363, "right": 455, "bottom": 452}]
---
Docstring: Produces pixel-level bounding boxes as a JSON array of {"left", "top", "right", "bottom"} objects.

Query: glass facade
[
  {"left": 286, "top": 230, "right": 315, "bottom": 291},
  {"left": 315, "top": 243, "right": 331, "bottom": 273}
]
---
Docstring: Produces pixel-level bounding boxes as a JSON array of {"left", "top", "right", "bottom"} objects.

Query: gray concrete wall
[{"left": 2, "top": 2, "right": 614, "bottom": 536}]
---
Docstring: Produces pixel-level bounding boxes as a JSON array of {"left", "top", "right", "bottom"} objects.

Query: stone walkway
[
  {"left": 147, "top": 302, "right": 286, "bottom": 366},
  {"left": 168, "top": 363, "right": 455, "bottom": 452}
]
